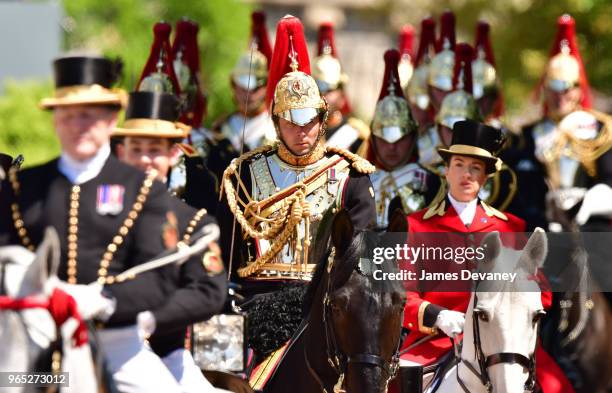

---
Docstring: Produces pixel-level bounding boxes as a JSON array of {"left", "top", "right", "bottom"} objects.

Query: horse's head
[
  {"left": 305, "top": 209, "right": 406, "bottom": 393},
  {"left": 0, "top": 227, "right": 60, "bottom": 298},
  {"left": 463, "top": 229, "right": 548, "bottom": 393},
  {"left": 0, "top": 228, "right": 61, "bottom": 373}
]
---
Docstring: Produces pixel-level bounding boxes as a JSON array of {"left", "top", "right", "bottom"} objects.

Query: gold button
[
  {"left": 98, "top": 268, "right": 107, "bottom": 276},
  {"left": 103, "top": 252, "right": 113, "bottom": 261},
  {"left": 68, "top": 226, "right": 78, "bottom": 235},
  {"left": 68, "top": 243, "right": 77, "bottom": 251},
  {"left": 67, "top": 250, "right": 77, "bottom": 259},
  {"left": 137, "top": 194, "right": 146, "bottom": 203},
  {"left": 133, "top": 202, "right": 143, "bottom": 211},
  {"left": 68, "top": 234, "right": 77, "bottom": 242},
  {"left": 69, "top": 217, "right": 78, "bottom": 225},
  {"left": 68, "top": 277, "right": 77, "bottom": 284},
  {"left": 408, "top": 323, "right": 414, "bottom": 328},
  {"left": 18, "top": 228, "right": 27, "bottom": 237},
  {"left": 113, "top": 235, "right": 123, "bottom": 245},
  {"left": 107, "top": 244, "right": 117, "bottom": 253},
  {"left": 119, "top": 226, "right": 129, "bottom": 236},
  {"left": 67, "top": 267, "right": 77, "bottom": 275}
]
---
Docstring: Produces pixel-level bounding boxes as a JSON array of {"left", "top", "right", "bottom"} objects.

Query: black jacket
[
  {"left": 148, "top": 197, "right": 227, "bottom": 357},
  {"left": 0, "top": 155, "right": 175, "bottom": 327}
]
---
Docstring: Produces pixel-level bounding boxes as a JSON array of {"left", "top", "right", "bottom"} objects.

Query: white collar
[
  {"left": 448, "top": 193, "right": 478, "bottom": 226},
  {"left": 58, "top": 144, "right": 111, "bottom": 185}
]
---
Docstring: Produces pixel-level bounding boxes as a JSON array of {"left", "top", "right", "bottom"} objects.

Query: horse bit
[
  {"left": 305, "top": 247, "right": 402, "bottom": 393},
  {"left": 453, "top": 290, "right": 541, "bottom": 393}
]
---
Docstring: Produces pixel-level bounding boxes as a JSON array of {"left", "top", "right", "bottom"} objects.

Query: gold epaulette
[
  {"left": 347, "top": 117, "right": 371, "bottom": 140},
  {"left": 480, "top": 200, "right": 508, "bottom": 221},
  {"left": 326, "top": 145, "right": 375, "bottom": 174},
  {"left": 422, "top": 183, "right": 447, "bottom": 220},
  {"left": 176, "top": 143, "right": 199, "bottom": 158}
]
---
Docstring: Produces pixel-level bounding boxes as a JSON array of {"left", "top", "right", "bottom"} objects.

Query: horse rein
[
  {"left": 453, "top": 291, "right": 539, "bottom": 393},
  {"left": 305, "top": 247, "right": 402, "bottom": 392}
]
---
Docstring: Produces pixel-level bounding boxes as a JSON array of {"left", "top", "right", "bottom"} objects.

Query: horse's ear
[
  {"left": 520, "top": 227, "right": 548, "bottom": 275},
  {"left": 387, "top": 209, "right": 408, "bottom": 233},
  {"left": 480, "top": 231, "right": 501, "bottom": 264},
  {"left": 331, "top": 209, "right": 354, "bottom": 254},
  {"left": 36, "top": 228, "right": 60, "bottom": 281}
]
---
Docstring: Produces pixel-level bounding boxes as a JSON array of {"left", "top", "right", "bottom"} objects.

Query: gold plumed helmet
[
  {"left": 397, "top": 25, "right": 415, "bottom": 90},
  {"left": 267, "top": 16, "right": 327, "bottom": 127},
  {"left": 472, "top": 21, "right": 498, "bottom": 100},
  {"left": 312, "top": 22, "right": 348, "bottom": 94},
  {"left": 428, "top": 11, "right": 456, "bottom": 92},
  {"left": 406, "top": 17, "right": 436, "bottom": 110},
  {"left": 372, "top": 50, "right": 418, "bottom": 144},
  {"left": 232, "top": 11, "right": 273, "bottom": 91},
  {"left": 437, "top": 43, "right": 481, "bottom": 129}
]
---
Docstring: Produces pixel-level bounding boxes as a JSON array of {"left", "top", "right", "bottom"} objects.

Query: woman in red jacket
[{"left": 400, "top": 119, "right": 573, "bottom": 393}]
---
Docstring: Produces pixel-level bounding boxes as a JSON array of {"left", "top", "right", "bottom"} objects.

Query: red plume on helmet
[
  {"left": 452, "top": 43, "right": 474, "bottom": 94},
  {"left": 474, "top": 21, "right": 496, "bottom": 67},
  {"left": 172, "top": 18, "right": 206, "bottom": 127},
  {"left": 398, "top": 25, "right": 415, "bottom": 60},
  {"left": 436, "top": 11, "right": 456, "bottom": 53},
  {"left": 137, "top": 22, "right": 181, "bottom": 95},
  {"left": 251, "top": 11, "right": 273, "bottom": 66},
  {"left": 378, "top": 49, "right": 404, "bottom": 100},
  {"left": 265, "top": 15, "right": 311, "bottom": 108},
  {"left": 548, "top": 14, "right": 591, "bottom": 109},
  {"left": 317, "top": 22, "right": 338, "bottom": 57},
  {"left": 415, "top": 17, "right": 436, "bottom": 66},
  {"left": 474, "top": 21, "right": 504, "bottom": 117}
]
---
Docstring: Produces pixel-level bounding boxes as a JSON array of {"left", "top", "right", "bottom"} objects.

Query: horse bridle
[
  {"left": 305, "top": 247, "right": 402, "bottom": 393},
  {"left": 454, "top": 289, "right": 539, "bottom": 393}
]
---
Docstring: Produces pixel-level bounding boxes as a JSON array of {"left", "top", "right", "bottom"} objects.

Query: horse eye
[
  {"left": 474, "top": 309, "right": 489, "bottom": 322},
  {"left": 533, "top": 310, "right": 546, "bottom": 323}
]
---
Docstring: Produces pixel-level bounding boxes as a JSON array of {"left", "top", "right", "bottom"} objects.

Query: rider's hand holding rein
[
  {"left": 59, "top": 281, "right": 116, "bottom": 321},
  {"left": 435, "top": 309, "right": 465, "bottom": 337}
]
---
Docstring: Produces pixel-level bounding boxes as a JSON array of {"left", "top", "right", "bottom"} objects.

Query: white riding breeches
[{"left": 97, "top": 325, "right": 182, "bottom": 393}]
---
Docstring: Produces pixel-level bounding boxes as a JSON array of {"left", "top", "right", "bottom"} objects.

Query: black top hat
[
  {"left": 112, "top": 91, "right": 189, "bottom": 139},
  {"left": 437, "top": 119, "right": 504, "bottom": 174},
  {"left": 40, "top": 56, "right": 126, "bottom": 109}
]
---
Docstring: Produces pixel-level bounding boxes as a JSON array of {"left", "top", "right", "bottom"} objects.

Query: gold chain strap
[
  {"left": 178, "top": 208, "right": 207, "bottom": 246},
  {"left": 8, "top": 167, "right": 34, "bottom": 252},
  {"left": 66, "top": 185, "right": 82, "bottom": 283}
]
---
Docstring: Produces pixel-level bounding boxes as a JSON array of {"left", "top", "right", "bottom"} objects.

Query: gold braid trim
[
  {"left": 550, "top": 109, "right": 612, "bottom": 179},
  {"left": 326, "top": 145, "right": 376, "bottom": 174},
  {"left": 221, "top": 143, "right": 313, "bottom": 277}
]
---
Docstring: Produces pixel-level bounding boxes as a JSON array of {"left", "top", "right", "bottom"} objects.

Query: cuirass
[
  {"left": 370, "top": 163, "right": 430, "bottom": 226},
  {"left": 417, "top": 126, "right": 442, "bottom": 167},
  {"left": 245, "top": 153, "right": 351, "bottom": 279}
]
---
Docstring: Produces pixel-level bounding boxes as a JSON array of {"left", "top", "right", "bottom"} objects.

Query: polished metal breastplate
[
  {"left": 370, "top": 163, "right": 430, "bottom": 227},
  {"left": 247, "top": 153, "right": 350, "bottom": 279}
]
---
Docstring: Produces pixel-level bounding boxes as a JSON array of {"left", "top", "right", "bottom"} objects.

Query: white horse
[
  {"left": 432, "top": 229, "right": 548, "bottom": 393},
  {"left": 0, "top": 228, "right": 97, "bottom": 393}
]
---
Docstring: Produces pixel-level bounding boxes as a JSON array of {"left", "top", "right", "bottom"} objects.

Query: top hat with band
[
  {"left": 437, "top": 119, "right": 504, "bottom": 174},
  {"left": 39, "top": 56, "right": 126, "bottom": 109}
]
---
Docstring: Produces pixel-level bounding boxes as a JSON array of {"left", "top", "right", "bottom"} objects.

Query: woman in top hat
[{"left": 398, "top": 119, "right": 575, "bottom": 393}]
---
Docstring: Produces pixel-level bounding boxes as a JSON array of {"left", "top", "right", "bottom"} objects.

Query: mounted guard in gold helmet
[{"left": 219, "top": 15, "right": 376, "bottom": 288}]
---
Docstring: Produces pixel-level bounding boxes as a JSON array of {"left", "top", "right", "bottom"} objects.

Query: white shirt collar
[
  {"left": 448, "top": 193, "right": 478, "bottom": 226},
  {"left": 58, "top": 144, "right": 111, "bottom": 185}
]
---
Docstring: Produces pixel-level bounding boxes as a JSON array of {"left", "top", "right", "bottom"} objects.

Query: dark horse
[
  {"left": 542, "top": 232, "right": 612, "bottom": 393},
  {"left": 261, "top": 209, "right": 407, "bottom": 393}
]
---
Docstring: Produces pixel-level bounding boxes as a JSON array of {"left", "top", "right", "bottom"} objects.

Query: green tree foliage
[
  {"left": 388, "top": 0, "right": 611, "bottom": 116},
  {"left": 0, "top": 80, "right": 58, "bottom": 166},
  {"left": 63, "top": 0, "right": 252, "bottom": 125}
]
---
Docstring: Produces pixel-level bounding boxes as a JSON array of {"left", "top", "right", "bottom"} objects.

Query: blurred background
[{"left": 0, "top": 0, "right": 610, "bottom": 166}]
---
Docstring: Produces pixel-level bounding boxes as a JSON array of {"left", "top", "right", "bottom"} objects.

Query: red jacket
[{"left": 401, "top": 199, "right": 551, "bottom": 364}]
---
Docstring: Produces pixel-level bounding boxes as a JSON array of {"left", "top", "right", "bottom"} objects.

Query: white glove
[
  {"left": 136, "top": 311, "right": 156, "bottom": 339},
  {"left": 58, "top": 282, "right": 116, "bottom": 321},
  {"left": 576, "top": 184, "right": 612, "bottom": 225},
  {"left": 435, "top": 310, "right": 465, "bottom": 337}
]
